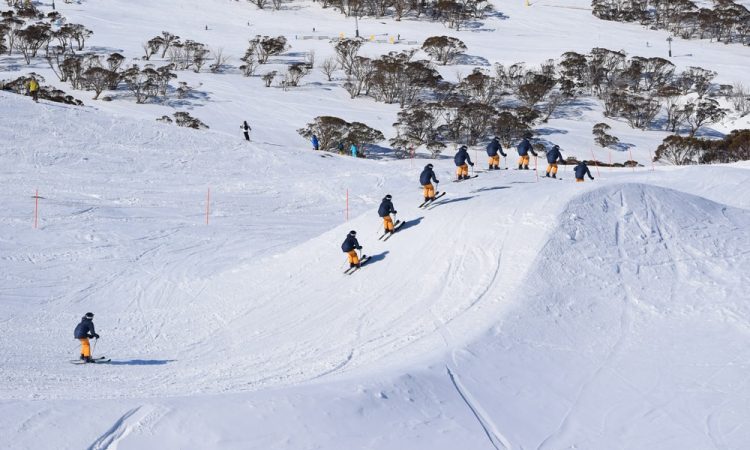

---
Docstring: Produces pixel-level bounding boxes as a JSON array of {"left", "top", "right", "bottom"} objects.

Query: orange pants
[
  {"left": 518, "top": 155, "right": 530, "bottom": 166},
  {"left": 456, "top": 164, "right": 469, "bottom": 177},
  {"left": 488, "top": 155, "right": 500, "bottom": 166},
  {"left": 79, "top": 338, "right": 91, "bottom": 357},
  {"left": 383, "top": 215, "right": 394, "bottom": 231},
  {"left": 422, "top": 183, "right": 435, "bottom": 199},
  {"left": 347, "top": 250, "right": 359, "bottom": 265},
  {"left": 546, "top": 163, "right": 558, "bottom": 175},
  {"left": 576, "top": 178, "right": 584, "bottom": 183}
]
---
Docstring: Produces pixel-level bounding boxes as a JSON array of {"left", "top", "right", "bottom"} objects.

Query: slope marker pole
[
  {"left": 206, "top": 187, "right": 210, "bottom": 225},
  {"left": 591, "top": 148, "right": 601, "bottom": 178}
]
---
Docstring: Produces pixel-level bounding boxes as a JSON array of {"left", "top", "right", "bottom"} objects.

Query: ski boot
[
  {"left": 84, "top": 356, "right": 96, "bottom": 364},
  {"left": 552, "top": 173, "right": 557, "bottom": 179},
  {"left": 545, "top": 172, "right": 550, "bottom": 177},
  {"left": 494, "top": 165, "right": 500, "bottom": 170}
]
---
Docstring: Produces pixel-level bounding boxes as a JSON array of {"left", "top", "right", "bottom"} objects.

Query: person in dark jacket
[
  {"left": 311, "top": 134, "right": 319, "bottom": 151},
  {"left": 241, "top": 121, "right": 251, "bottom": 141},
  {"left": 378, "top": 194, "right": 397, "bottom": 234},
  {"left": 419, "top": 163, "right": 439, "bottom": 202},
  {"left": 545, "top": 145, "right": 565, "bottom": 178},
  {"left": 574, "top": 161, "right": 595, "bottom": 182},
  {"left": 74, "top": 312, "right": 100, "bottom": 363},
  {"left": 486, "top": 137, "right": 507, "bottom": 170},
  {"left": 516, "top": 137, "right": 537, "bottom": 170},
  {"left": 341, "top": 230, "right": 363, "bottom": 268},
  {"left": 454, "top": 145, "right": 474, "bottom": 180}
]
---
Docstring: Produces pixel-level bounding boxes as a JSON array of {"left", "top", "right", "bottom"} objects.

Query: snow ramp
[{"left": 428, "top": 183, "right": 750, "bottom": 448}]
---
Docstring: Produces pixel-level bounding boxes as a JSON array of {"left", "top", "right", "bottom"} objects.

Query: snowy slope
[{"left": 2, "top": 88, "right": 750, "bottom": 448}]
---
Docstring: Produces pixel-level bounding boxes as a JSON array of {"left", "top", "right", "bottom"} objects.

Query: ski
[
  {"left": 378, "top": 220, "right": 402, "bottom": 240},
  {"left": 70, "top": 356, "right": 110, "bottom": 364},
  {"left": 418, "top": 192, "right": 446, "bottom": 208},
  {"left": 344, "top": 256, "right": 371, "bottom": 275},
  {"left": 453, "top": 175, "right": 479, "bottom": 182},
  {"left": 382, "top": 221, "right": 406, "bottom": 241}
]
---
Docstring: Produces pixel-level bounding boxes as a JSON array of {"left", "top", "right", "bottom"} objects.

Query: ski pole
[{"left": 92, "top": 338, "right": 98, "bottom": 357}]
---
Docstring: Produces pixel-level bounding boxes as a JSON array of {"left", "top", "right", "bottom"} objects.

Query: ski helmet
[
  {"left": 426, "top": 163, "right": 433, "bottom": 169},
  {"left": 553, "top": 145, "right": 560, "bottom": 150},
  {"left": 384, "top": 194, "right": 392, "bottom": 200},
  {"left": 349, "top": 230, "right": 357, "bottom": 236},
  {"left": 84, "top": 312, "right": 94, "bottom": 319}
]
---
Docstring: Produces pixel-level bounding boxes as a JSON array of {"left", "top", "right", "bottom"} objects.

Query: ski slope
[
  {"left": 2, "top": 91, "right": 750, "bottom": 448},
  {"left": 3, "top": 0, "right": 750, "bottom": 448}
]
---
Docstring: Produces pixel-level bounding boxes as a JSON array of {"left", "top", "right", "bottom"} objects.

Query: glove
[
  {"left": 435, "top": 180, "right": 440, "bottom": 183},
  {"left": 469, "top": 162, "right": 474, "bottom": 167},
  {"left": 393, "top": 210, "right": 397, "bottom": 214},
  {"left": 356, "top": 246, "right": 362, "bottom": 250},
  {"left": 92, "top": 333, "right": 100, "bottom": 339},
  {"left": 501, "top": 153, "right": 507, "bottom": 157},
  {"left": 590, "top": 177, "right": 595, "bottom": 180}
]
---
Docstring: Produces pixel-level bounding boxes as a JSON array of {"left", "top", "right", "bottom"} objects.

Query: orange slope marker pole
[{"left": 591, "top": 148, "right": 601, "bottom": 178}]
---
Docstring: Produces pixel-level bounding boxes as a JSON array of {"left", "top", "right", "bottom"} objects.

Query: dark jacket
[
  {"left": 546, "top": 146, "right": 564, "bottom": 164},
  {"left": 74, "top": 318, "right": 96, "bottom": 339},
  {"left": 454, "top": 148, "right": 473, "bottom": 166},
  {"left": 517, "top": 138, "right": 536, "bottom": 156},
  {"left": 486, "top": 139, "right": 506, "bottom": 157},
  {"left": 341, "top": 235, "right": 361, "bottom": 252},
  {"left": 574, "top": 162, "right": 593, "bottom": 179},
  {"left": 420, "top": 167, "right": 438, "bottom": 185},
  {"left": 311, "top": 135, "right": 319, "bottom": 149},
  {"left": 378, "top": 198, "right": 396, "bottom": 218}
]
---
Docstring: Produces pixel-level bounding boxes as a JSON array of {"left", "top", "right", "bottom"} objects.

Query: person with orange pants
[
  {"left": 419, "top": 163, "right": 439, "bottom": 202},
  {"left": 574, "top": 161, "right": 595, "bottom": 182},
  {"left": 486, "top": 137, "right": 507, "bottom": 170},
  {"left": 341, "top": 230, "right": 363, "bottom": 268},
  {"left": 74, "top": 312, "right": 100, "bottom": 363},
  {"left": 378, "top": 194, "right": 397, "bottom": 234},
  {"left": 545, "top": 145, "right": 565, "bottom": 178},
  {"left": 516, "top": 136, "right": 537, "bottom": 170},
  {"left": 453, "top": 145, "right": 474, "bottom": 180}
]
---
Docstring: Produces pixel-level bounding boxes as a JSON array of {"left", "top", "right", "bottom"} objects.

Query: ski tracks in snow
[{"left": 87, "top": 404, "right": 168, "bottom": 450}]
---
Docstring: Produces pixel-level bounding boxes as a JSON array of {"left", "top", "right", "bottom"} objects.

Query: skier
[
  {"left": 486, "top": 136, "right": 507, "bottom": 170},
  {"left": 350, "top": 143, "right": 358, "bottom": 158},
  {"left": 545, "top": 144, "right": 565, "bottom": 178},
  {"left": 337, "top": 141, "right": 345, "bottom": 154},
  {"left": 341, "top": 230, "right": 363, "bottom": 268},
  {"left": 516, "top": 136, "right": 537, "bottom": 170},
  {"left": 574, "top": 160, "right": 595, "bottom": 182},
  {"left": 420, "top": 163, "right": 439, "bottom": 202},
  {"left": 378, "top": 194, "right": 397, "bottom": 234},
  {"left": 454, "top": 145, "right": 474, "bottom": 180},
  {"left": 74, "top": 312, "right": 100, "bottom": 363},
  {"left": 311, "top": 134, "right": 319, "bottom": 151},
  {"left": 27, "top": 76, "right": 39, "bottom": 102},
  {"left": 241, "top": 121, "right": 251, "bottom": 141}
]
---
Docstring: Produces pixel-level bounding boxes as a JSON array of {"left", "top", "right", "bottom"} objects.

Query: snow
[{"left": 2, "top": 0, "right": 750, "bottom": 448}]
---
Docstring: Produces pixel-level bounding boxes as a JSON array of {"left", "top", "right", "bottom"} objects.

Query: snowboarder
[
  {"left": 516, "top": 136, "right": 537, "bottom": 170},
  {"left": 350, "top": 143, "right": 358, "bottom": 158},
  {"left": 74, "top": 312, "right": 100, "bottom": 363},
  {"left": 27, "top": 77, "right": 39, "bottom": 102},
  {"left": 486, "top": 136, "right": 507, "bottom": 170},
  {"left": 574, "top": 161, "right": 595, "bottom": 182},
  {"left": 241, "top": 121, "right": 251, "bottom": 141},
  {"left": 420, "top": 163, "right": 439, "bottom": 202},
  {"left": 454, "top": 145, "right": 474, "bottom": 180},
  {"left": 378, "top": 194, "right": 397, "bottom": 234},
  {"left": 341, "top": 230, "right": 363, "bottom": 268},
  {"left": 311, "top": 134, "right": 319, "bottom": 151},
  {"left": 545, "top": 145, "right": 565, "bottom": 178}
]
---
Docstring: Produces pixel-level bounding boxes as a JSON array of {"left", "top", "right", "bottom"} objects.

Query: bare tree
[
  {"left": 209, "top": 47, "right": 230, "bottom": 73},
  {"left": 320, "top": 56, "right": 338, "bottom": 81}
]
